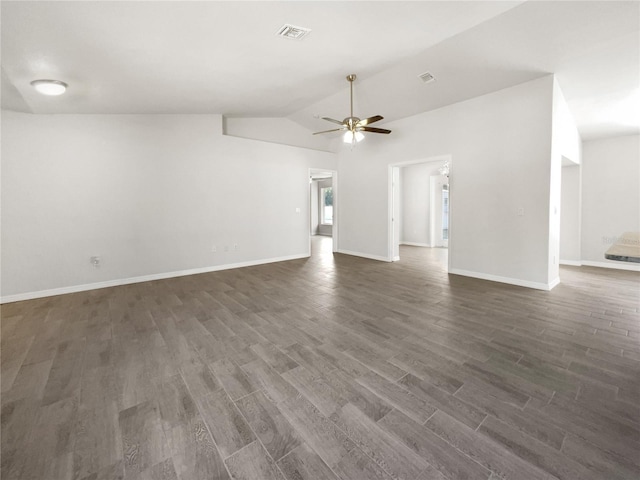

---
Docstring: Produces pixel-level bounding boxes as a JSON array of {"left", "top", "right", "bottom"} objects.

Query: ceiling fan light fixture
[
  {"left": 30, "top": 79, "right": 68, "bottom": 96},
  {"left": 343, "top": 130, "right": 364, "bottom": 144}
]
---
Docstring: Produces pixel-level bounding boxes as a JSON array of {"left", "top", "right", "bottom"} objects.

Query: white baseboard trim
[
  {"left": 0, "top": 253, "right": 310, "bottom": 304},
  {"left": 392, "top": 256, "right": 400, "bottom": 262},
  {"left": 337, "top": 249, "right": 392, "bottom": 263},
  {"left": 400, "top": 242, "right": 431, "bottom": 247},
  {"left": 581, "top": 260, "right": 640, "bottom": 272},
  {"left": 560, "top": 260, "right": 582, "bottom": 266},
  {"left": 449, "top": 268, "right": 557, "bottom": 291}
]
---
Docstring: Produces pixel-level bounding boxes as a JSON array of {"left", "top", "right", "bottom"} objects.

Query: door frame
[{"left": 387, "top": 155, "right": 452, "bottom": 269}]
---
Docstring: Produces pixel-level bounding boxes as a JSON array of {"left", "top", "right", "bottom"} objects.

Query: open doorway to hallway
[
  {"left": 390, "top": 157, "right": 451, "bottom": 270},
  {"left": 309, "top": 169, "right": 338, "bottom": 253},
  {"left": 310, "top": 234, "right": 334, "bottom": 258}
]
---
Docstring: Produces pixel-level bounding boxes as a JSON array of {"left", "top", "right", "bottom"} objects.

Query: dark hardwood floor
[{"left": 2, "top": 236, "right": 639, "bottom": 480}]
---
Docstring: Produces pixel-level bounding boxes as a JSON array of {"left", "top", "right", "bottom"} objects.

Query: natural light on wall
[{"left": 604, "top": 89, "right": 640, "bottom": 127}]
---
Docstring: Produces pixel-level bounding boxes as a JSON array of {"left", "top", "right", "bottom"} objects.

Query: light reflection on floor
[{"left": 311, "top": 235, "right": 448, "bottom": 272}]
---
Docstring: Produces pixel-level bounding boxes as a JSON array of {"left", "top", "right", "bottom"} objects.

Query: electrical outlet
[
  {"left": 211, "top": 245, "right": 217, "bottom": 252},
  {"left": 234, "top": 243, "right": 238, "bottom": 251},
  {"left": 90, "top": 256, "right": 101, "bottom": 267},
  {"left": 224, "top": 246, "right": 229, "bottom": 252},
  {"left": 516, "top": 207, "right": 525, "bottom": 216}
]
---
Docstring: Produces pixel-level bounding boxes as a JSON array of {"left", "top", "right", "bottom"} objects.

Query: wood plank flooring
[{"left": 2, "top": 236, "right": 639, "bottom": 480}]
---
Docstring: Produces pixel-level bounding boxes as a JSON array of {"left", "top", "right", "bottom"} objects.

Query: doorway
[
  {"left": 309, "top": 169, "right": 338, "bottom": 254},
  {"left": 389, "top": 155, "right": 451, "bottom": 270},
  {"left": 429, "top": 176, "right": 449, "bottom": 248}
]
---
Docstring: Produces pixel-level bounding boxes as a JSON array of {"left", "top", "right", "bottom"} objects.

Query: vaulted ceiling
[{"left": 2, "top": 1, "right": 638, "bottom": 140}]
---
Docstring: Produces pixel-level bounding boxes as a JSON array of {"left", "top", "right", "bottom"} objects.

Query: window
[{"left": 321, "top": 186, "right": 333, "bottom": 225}]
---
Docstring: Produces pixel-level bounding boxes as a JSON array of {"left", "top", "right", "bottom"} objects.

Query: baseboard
[
  {"left": 392, "top": 256, "right": 400, "bottom": 262},
  {"left": 337, "top": 249, "right": 392, "bottom": 262},
  {"left": 581, "top": 260, "right": 640, "bottom": 272},
  {"left": 0, "top": 253, "right": 310, "bottom": 304},
  {"left": 400, "top": 242, "right": 431, "bottom": 247},
  {"left": 560, "top": 260, "right": 582, "bottom": 266},
  {"left": 448, "top": 268, "right": 557, "bottom": 291},
  {"left": 548, "top": 277, "right": 561, "bottom": 290},
  {"left": 561, "top": 259, "right": 640, "bottom": 271}
]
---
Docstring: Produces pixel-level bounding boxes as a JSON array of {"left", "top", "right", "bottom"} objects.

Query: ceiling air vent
[
  {"left": 418, "top": 71, "right": 436, "bottom": 84},
  {"left": 277, "top": 24, "right": 311, "bottom": 40}
]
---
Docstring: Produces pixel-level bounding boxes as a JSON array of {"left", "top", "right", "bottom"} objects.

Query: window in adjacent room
[{"left": 321, "top": 186, "right": 333, "bottom": 225}]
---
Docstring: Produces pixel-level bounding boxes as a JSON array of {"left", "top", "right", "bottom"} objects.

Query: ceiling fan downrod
[{"left": 347, "top": 74, "right": 356, "bottom": 121}]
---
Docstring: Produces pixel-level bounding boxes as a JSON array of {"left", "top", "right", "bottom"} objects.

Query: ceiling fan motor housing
[{"left": 345, "top": 117, "right": 360, "bottom": 129}]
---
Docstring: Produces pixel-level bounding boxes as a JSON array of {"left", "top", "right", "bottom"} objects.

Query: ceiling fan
[{"left": 313, "top": 74, "right": 391, "bottom": 144}]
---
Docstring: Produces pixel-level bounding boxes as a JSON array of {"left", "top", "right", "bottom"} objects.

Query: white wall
[
  {"left": 551, "top": 79, "right": 581, "bottom": 166},
  {"left": 224, "top": 117, "right": 332, "bottom": 152},
  {"left": 581, "top": 134, "right": 640, "bottom": 270},
  {"left": 400, "top": 163, "right": 436, "bottom": 246},
  {"left": 550, "top": 79, "right": 582, "bottom": 284},
  {"left": 560, "top": 165, "right": 582, "bottom": 264},
  {"left": 1, "top": 111, "right": 336, "bottom": 300},
  {"left": 338, "top": 76, "right": 557, "bottom": 289}
]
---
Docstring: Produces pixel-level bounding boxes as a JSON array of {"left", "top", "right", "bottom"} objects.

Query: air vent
[
  {"left": 277, "top": 24, "right": 311, "bottom": 40},
  {"left": 418, "top": 71, "right": 436, "bottom": 84}
]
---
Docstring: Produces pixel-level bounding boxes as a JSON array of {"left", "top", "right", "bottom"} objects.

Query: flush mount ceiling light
[
  {"left": 30, "top": 79, "right": 68, "bottom": 96},
  {"left": 343, "top": 130, "right": 365, "bottom": 144}
]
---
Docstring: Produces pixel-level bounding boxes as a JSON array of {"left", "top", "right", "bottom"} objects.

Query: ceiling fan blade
[
  {"left": 357, "top": 115, "right": 384, "bottom": 127},
  {"left": 313, "top": 127, "right": 345, "bottom": 135},
  {"left": 361, "top": 126, "right": 392, "bottom": 134},
  {"left": 321, "top": 117, "right": 345, "bottom": 126}
]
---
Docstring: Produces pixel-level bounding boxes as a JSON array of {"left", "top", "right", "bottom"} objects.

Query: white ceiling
[{"left": 2, "top": 1, "right": 638, "bottom": 140}]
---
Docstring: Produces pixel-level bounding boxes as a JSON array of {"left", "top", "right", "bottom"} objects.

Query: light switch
[{"left": 295, "top": 207, "right": 301, "bottom": 213}]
